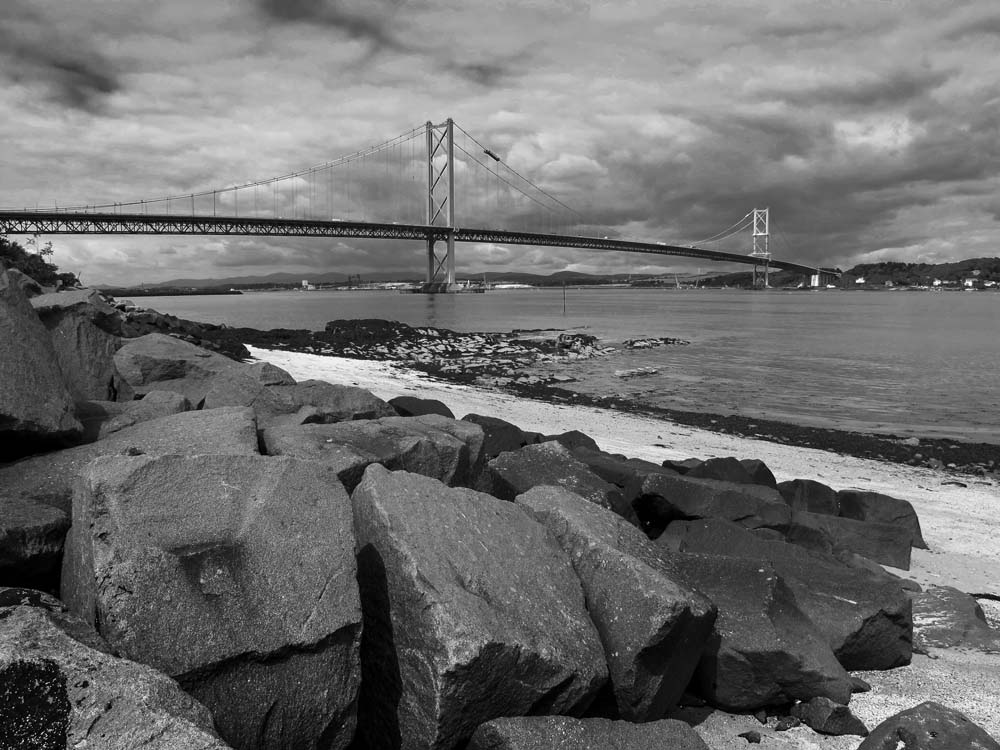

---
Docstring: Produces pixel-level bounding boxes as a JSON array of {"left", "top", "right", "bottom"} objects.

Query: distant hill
[{"left": 840, "top": 258, "right": 1000, "bottom": 286}]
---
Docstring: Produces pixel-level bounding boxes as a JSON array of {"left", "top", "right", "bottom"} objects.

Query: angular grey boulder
[
  {"left": 628, "top": 471, "right": 791, "bottom": 538},
  {"left": 515, "top": 486, "right": 716, "bottom": 720},
  {"left": 787, "top": 511, "right": 912, "bottom": 570},
  {"left": 351, "top": 465, "right": 607, "bottom": 750},
  {"left": 0, "top": 268, "right": 81, "bottom": 451},
  {"left": 0, "top": 406, "right": 259, "bottom": 513},
  {"left": 0, "top": 495, "right": 69, "bottom": 589},
  {"left": 0, "top": 605, "right": 232, "bottom": 750},
  {"left": 461, "top": 413, "right": 536, "bottom": 458},
  {"left": 685, "top": 456, "right": 756, "bottom": 484},
  {"left": 671, "top": 552, "right": 854, "bottom": 711},
  {"left": 837, "top": 489, "right": 927, "bottom": 549},
  {"left": 669, "top": 518, "right": 913, "bottom": 670},
  {"left": 389, "top": 394, "right": 454, "bottom": 418},
  {"left": 78, "top": 389, "right": 191, "bottom": 441},
  {"left": 113, "top": 332, "right": 241, "bottom": 403},
  {"left": 467, "top": 716, "right": 711, "bottom": 750},
  {"left": 263, "top": 413, "right": 485, "bottom": 491},
  {"left": 61, "top": 454, "right": 362, "bottom": 750},
  {"left": 485, "top": 441, "right": 634, "bottom": 523},
  {"left": 911, "top": 585, "right": 1000, "bottom": 653},
  {"left": 777, "top": 479, "right": 839, "bottom": 515},
  {"left": 791, "top": 696, "right": 869, "bottom": 736},
  {"left": 857, "top": 701, "right": 1000, "bottom": 749}
]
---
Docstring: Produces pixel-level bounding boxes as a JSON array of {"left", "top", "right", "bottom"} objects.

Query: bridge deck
[{"left": 0, "top": 211, "right": 826, "bottom": 275}]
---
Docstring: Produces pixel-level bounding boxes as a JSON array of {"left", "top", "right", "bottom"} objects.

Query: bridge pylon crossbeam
[{"left": 424, "top": 118, "right": 456, "bottom": 290}]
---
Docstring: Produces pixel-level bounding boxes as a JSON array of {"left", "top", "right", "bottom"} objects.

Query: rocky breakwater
[{"left": 2, "top": 271, "right": 999, "bottom": 749}]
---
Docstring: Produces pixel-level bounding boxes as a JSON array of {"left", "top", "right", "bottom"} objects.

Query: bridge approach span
[{"left": 0, "top": 211, "right": 822, "bottom": 276}]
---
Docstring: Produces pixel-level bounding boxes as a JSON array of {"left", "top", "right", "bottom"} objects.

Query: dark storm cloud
[
  {"left": 763, "top": 68, "right": 952, "bottom": 109},
  {"left": 0, "top": 2, "right": 120, "bottom": 109},
  {"left": 255, "top": 0, "right": 408, "bottom": 53}
]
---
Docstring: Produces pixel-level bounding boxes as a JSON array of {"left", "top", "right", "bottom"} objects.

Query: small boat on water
[{"left": 613, "top": 366, "right": 658, "bottom": 378}]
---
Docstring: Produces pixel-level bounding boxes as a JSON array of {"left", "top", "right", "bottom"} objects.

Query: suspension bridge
[{"left": 0, "top": 118, "right": 836, "bottom": 290}]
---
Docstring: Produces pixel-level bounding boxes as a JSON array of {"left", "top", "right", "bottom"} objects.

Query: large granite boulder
[
  {"left": 467, "top": 716, "right": 711, "bottom": 750},
  {"left": 0, "top": 268, "right": 82, "bottom": 453},
  {"left": 685, "top": 456, "right": 756, "bottom": 484},
  {"left": 837, "top": 489, "right": 927, "bottom": 549},
  {"left": 31, "top": 288, "right": 133, "bottom": 401},
  {"left": 0, "top": 605, "right": 231, "bottom": 750},
  {"left": 0, "top": 406, "right": 259, "bottom": 513},
  {"left": 670, "top": 552, "right": 854, "bottom": 711},
  {"left": 627, "top": 471, "right": 791, "bottom": 538},
  {"left": 740, "top": 458, "right": 779, "bottom": 489},
  {"left": 777, "top": 479, "right": 840, "bottom": 515},
  {"left": 61, "top": 453, "right": 362, "bottom": 750},
  {"left": 113, "top": 332, "right": 241, "bottom": 403},
  {"left": 911, "top": 586, "right": 1000, "bottom": 653},
  {"left": 515, "top": 486, "right": 716, "bottom": 720},
  {"left": 787, "top": 511, "right": 912, "bottom": 569},
  {"left": 351, "top": 465, "right": 607, "bottom": 750},
  {"left": 0, "top": 495, "right": 70, "bottom": 590},
  {"left": 389, "top": 395, "right": 454, "bottom": 418},
  {"left": 791, "top": 696, "right": 869, "bottom": 736},
  {"left": 462, "top": 413, "right": 537, "bottom": 458},
  {"left": 484, "top": 441, "right": 634, "bottom": 523},
  {"left": 667, "top": 518, "right": 913, "bottom": 670},
  {"left": 263, "top": 414, "right": 485, "bottom": 492},
  {"left": 570, "top": 447, "right": 673, "bottom": 490},
  {"left": 77, "top": 389, "right": 191, "bottom": 442},
  {"left": 857, "top": 701, "right": 1000, "bottom": 749}
]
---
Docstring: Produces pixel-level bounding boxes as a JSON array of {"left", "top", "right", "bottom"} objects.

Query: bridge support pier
[
  {"left": 752, "top": 259, "right": 770, "bottom": 288},
  {"left": 421, "top": 118, "right": 459, "bottom": 294}
]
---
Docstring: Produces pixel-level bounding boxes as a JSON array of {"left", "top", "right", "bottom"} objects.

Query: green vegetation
[
  {"left": 0, "top": 236, "right": 80, "bottom": 288},
  {"left": 841, "top": 258, "right": 1000, "bottom": 287}
]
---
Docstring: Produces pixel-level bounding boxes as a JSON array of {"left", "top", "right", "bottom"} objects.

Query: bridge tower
[
  {"left": 750, "top": 207, "right": 770, "bottom": 288},
  {"left": 424, "top": 118, "right": 456, "bottom": 292}
]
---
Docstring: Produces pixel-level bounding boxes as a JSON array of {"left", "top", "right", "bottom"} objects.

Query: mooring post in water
[{"left": 563, "top": 281, "right": 567, "bottom": 314}]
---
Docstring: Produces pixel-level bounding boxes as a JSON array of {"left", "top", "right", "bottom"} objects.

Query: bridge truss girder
[{"left": 0, "top": 211, "right": 827, "bottom": 277}]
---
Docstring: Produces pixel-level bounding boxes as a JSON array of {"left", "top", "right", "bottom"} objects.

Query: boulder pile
[{"left": 2, "top": 271, "right": 998, "bottom": 749}]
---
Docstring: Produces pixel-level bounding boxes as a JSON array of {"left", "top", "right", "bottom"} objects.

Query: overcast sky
[{"left": 2, "top": 0, "right": 999, "bottom": 285}]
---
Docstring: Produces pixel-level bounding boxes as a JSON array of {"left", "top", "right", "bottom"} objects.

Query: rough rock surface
[
  {"left": 0, "top": 496, "right": 70, "bottom": 590},
  {"left": 351, "top": 465, "right": 607, "bottom": 750},
  {"left": 485, "top": 441, "right": 633, "bottom": 522},
  {"left": 263, "top": 413, "right": 484, "bottom": 491},
  {"left": 31, "top": 288, "right": 132, "bottom": 402},
  {"left": 0, "top": 406, "right": 259, "bottom": 513},
  {"left": 837, "top": 489, "right": 927, "bottom": 549},
  {"left": 113, "top": 332, "right": 241, "bottom": 403},
  {"left": 739, "top": 459, "right": 779, "bottom": 489},
  {"left": 790, "top": 696, "right": 869, "bottom": 736},
  {"left": 670, "top": 552, "right": 854, "bottom": 711},
  {"left": 61, "top": 453, "right": 362, "bottom": 750},
  {"left": 0, "top": 268, "right": 82, "bottom": 452},
  {"left": 911, "top": 585, "right": 1000, "bottom": 653},
  {"left": 389, "top": 395, "right": 455, "bottom": 418},
  {"left": 570, "top": 447, "right": 672, "bottom": 491},
  {"left": 78, "top": 389, "right": 191, "bottom": 441},
  {"left": 515, "top": 486, "right": 716, "bottom": 720},
  {"left": 777, "top": 478, "right": 840, "bottom": 515},
  {"left": 667, "top": 518, "right": 913, "bottom": 670},
  {"left": 461, "top": 413, "right": 537, "bottom": 458},
  {"left": 467, "top": 716, "right": 711, "bottom": 750},
  {"left": 787, "top": 510, "right": 913, "bottom": 570},
  {"left": 0, "top": 605, "right": 231, "bottom": 750},
  {"left": 685, "top": 457, "right": 756, "bottom": 484},
  {"left": 857, "top": 701, "right": 1000, "bottom": 749},
  {"left": 628, "top": 471, "right": 791, "bottom": 538}
]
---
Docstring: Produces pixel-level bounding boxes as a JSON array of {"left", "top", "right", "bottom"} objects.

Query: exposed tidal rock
[
  {"left": 61, "top": 454, "right": 362, "bottom": 750},
  {"left": 0, "top": 605, "right": 232, "bottom": 750},
  {"left": 671, "top": 552, "right": 854, "bottom": 711},
  {"left": 857, "top": 701, "right": 1000, "bottom": 749},
  {"left": 0, "top": 268, "right": 82, "bottom": 454},
  {"left": 667, "top": 518, "right": 913, "bottom": 670},
  {"left": 911, "top": 585, "right": 1000, "bottom": 653},
  {"left": 389, "top": 395, "right": 455, "bottom": 419},
  {"left": 515, "top": 486, "right": 716, "bottom": 720},
  {"left": 467, "top": 716, "right": 710, "bottom": 750},
  {"left": 263, "top": 413, "right": 485, "bottom": 492},
  {"left": 351, "top": 465, "right": 608, "bottom": 750}
]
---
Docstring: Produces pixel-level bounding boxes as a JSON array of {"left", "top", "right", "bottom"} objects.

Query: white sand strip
[{"left": 250, "top": 345, "right": 1000, "bottom": 739}]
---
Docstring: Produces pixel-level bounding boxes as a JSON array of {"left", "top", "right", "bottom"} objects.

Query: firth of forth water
[{"left": 137, "top": 288, "right": 1000, "bottom": 445}]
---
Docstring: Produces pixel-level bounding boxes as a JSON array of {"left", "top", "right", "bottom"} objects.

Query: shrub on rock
[
  {"left": 467, "top": 716, "right": 711, "bottom": 750},
  {"left": 61, "top": 454, "right": 362, "bottom": 750},
  {"left": 351, "top": 465, "right": 608, "bottom": 750},
  {"left": 857, "top": 701, "right": 1000, "bottom": 749},
  {"left": 516, "top": 486, "right": 716, "bottom": 720}
]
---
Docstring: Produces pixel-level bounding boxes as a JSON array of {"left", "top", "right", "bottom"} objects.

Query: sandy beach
[{"left": 248, "top": 345, "right": 1000, "bottom": 745}]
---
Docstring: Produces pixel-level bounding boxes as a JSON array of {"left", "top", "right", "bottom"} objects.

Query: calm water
[{"left": 137, "top": 288, "right": 1000, "bottom": 444}]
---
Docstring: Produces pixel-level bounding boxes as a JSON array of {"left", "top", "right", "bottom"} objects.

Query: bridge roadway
[{"left": 0, "top": 210, "right": 826, "bottom": 275}]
